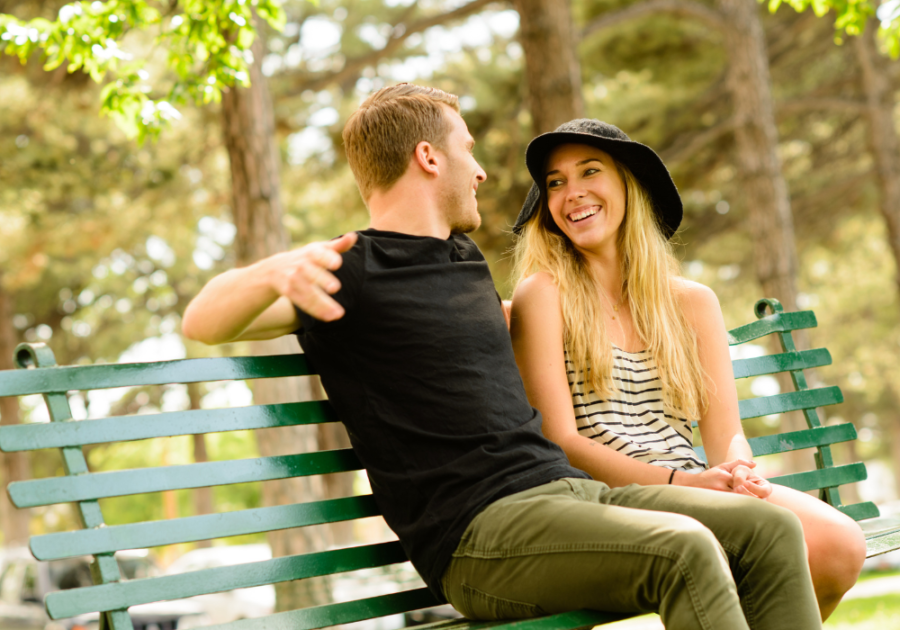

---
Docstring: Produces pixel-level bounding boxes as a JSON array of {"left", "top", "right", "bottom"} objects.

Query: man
[{"left": 183, "top": 84, "right": 821, "bottom": 630}]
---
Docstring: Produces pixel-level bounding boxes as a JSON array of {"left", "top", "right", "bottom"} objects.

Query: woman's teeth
[{"left": 570, "top": 207, "right": 598, "bottom": 222}]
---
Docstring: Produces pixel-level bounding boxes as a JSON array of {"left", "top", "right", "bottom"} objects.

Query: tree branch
[
  {"left": 776, "top": 97, "right": 868, "bottom": 117},
  {"left": 582, "top": 0, "right": 729, "bottom": 40},
  {"left": 283, "top": 0, "right": 497, "bottom": 96},
  {"left": 660, "top": 116, "right": 738, "bottom": 166}
]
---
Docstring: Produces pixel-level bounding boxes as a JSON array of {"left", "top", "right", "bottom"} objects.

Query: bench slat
[
  {"left": 865, "top": 529, "right": 900, "bottom": 558},
  {"left": 731, "top": 349, "right": 831, "bottom": 380},
  {"left": 727, "top": 311, "right": 817, "bottom": 345},
  {"left": 769, "top": 463, "right": 867, "bottom": 493},
  {"left": 839, "top": 502, "right": 880, "bottom": 521},
  {"left": 8, "top": 450, "right": 362, "bottom": 508},
  {"left": 46, "top": 541, "right": 409, "bottom": 619},
  {"left": 406, "top": 610, "right": 632, "bottom": 630},
  {"left": 747, "top": 423, "right": 856, "bottom": 456},
  {"left": 205, "top": 588, "right": 441, "bottom": 630},
  {"left": 692, "top": 424, "right": 857, "bottom": 463},
  {"left": 30, "top": 495, "right": 380, "bottom": 560},
  {"left": 859, "top": 514, "right": 900, "bottom": 537},
  {"left": 0, "top": 402, "right": 338, "bottom": 452},
  {"left": 738, "top": 386, "right": 843, "bottom": 420},
  {"left": 0, "top": 355, "right": 312, "bottom": 397}
]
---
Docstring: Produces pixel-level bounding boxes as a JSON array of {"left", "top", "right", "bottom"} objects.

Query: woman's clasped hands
[{"left": 674, "top": 459, "right": 773, "bottom": 499}]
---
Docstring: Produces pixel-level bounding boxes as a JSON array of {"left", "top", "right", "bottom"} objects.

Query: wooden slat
[
  {"left": 46, "top": 541, "right": 408, "bottom": 619},
  {"left": 865, "top": 530, "right": 900, "bottom": 558},
  {"left": 727, "top": 311, "right": 817, "bottom": 345},
  {"left": 0, "top": 402, "right": 338, "bottom": 452},
  {"left": 839, "top": 501, "right": 880, "bottom": 522},
  {"left": 746, "top": 424, "right": 857, "bottom": 457},
  {"left": 31, "top": 495, "right": 380, "bottom": 560},
  {"left": 206, "top": 589, "right": 441, "bottom": 630},
  {"left": 769, "top": 463, "right": 867, "bottom": 493},
  {"left": 209, "top": 598, "right": 630, "bottom": 630},
  {"left": 738, "top": 386, "right": 843, "bottom": 420},
  {"left": 731, "top": 349, "right": 832, "bottom": 380},
  {"left": 8, "top": 450, "right": 362, "bottom": 508},
  {"left": 408, "top": 610, "right": 632, "bottom": 630},
  {"left": 0, "top": 355, "right": 312, "bottom": 397},
  {"left": 858, "top": 514, "right": 900, "bottom": 537}
]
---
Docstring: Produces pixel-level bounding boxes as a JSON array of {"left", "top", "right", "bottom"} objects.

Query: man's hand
[{"left": 272, "top": 232, "right": 358, "bottom": 322}]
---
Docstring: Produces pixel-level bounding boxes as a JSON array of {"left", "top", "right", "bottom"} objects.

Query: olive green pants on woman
[{"left": 441, "top": 478, "right": 821, "bottom": 630}]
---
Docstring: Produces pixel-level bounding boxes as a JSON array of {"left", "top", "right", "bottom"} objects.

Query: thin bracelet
[{"left": 667, "top": 469, "right": 676, "bottom": 485}]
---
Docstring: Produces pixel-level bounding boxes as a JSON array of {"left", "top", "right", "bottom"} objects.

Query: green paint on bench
[
  {"left": 0, "top": 401, "right": 338, "bottom": 451},
  {"left": 731, "top": 348, "right": 831, "bottom": 379},
  {"left": 727, "top": 311, "right": 817, "bottom": 345},
  {"left": 738, "top": 386, "right": 843, "bottom": 420},
  {"left": 8, "top": 449, "right": 362, "bottom": 508},
  {"left": 46, "top": 541, "right": 409, "bottom": 619},
  {"left": 1, "top": 297, "right": 897, "bottom": 630},
  {"left": 693, "top": 423, "right": 859, "bottom": 463},
  {"left": 30, "top": 495, "right": 381, "bottom": 560},
  {"left": 769, "top": 463, "right": 867, "bottom": 493},
  {"left": 204, "top": 589, "right": 442, "bottom": 630},
  {"left": 0, "top": 354, "right": 314, "bottom": 396}
]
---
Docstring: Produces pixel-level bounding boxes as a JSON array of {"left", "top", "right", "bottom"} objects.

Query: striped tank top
[{"left": 566, "top": 345, "right": 706, "bottom": 471}]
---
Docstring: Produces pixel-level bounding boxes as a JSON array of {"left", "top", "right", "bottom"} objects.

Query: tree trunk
[
  {"left": 855, "top": 20, "right": 900, "bottom": 505},
  {"left": 221, "top": 21, "right": 332, "bottom": 610},
  {"left": 513, "top": 0, "right": 584, "bottom": 134},
  {"left": 0, "top": 273, "right": 31, "bottom": 546},
  {"left": 716, "top": 0, "right": 812, "bottom": 472},
  {"left": 855, "top": 21, "right": 900, "bottom": 292},
  {"left": 188, "top": 382, "right": 214, "bottom": 548}
]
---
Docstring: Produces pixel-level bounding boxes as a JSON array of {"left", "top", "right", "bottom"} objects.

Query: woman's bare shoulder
[
  {"left": 513, "top": 271, "right": 561, "bottom": 305},
  {"left": 672, "top": 278, "right": 724, "bottom": 328}
]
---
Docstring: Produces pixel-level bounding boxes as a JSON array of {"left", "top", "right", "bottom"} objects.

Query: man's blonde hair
[
  {"left": 342, "top": 84, "right": 460, "bottom": 200},
  {"left": 513, "top": 161, "right": 707, "bottom": 421}
]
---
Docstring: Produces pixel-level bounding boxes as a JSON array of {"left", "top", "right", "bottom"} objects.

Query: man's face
[{"left": 436, "top": 107, "right": 487, "bottom": 234}]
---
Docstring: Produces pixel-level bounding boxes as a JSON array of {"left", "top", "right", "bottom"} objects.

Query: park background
[{"left": 3, "top": 0, "right": 900, "bottom": 628}]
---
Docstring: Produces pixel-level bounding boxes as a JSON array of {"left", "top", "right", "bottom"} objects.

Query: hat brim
[{"left": 513, "top": 130, "right": 682, "bottom": 239}]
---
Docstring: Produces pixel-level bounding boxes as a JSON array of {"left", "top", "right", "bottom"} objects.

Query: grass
[
  {"left": 600, "top": 570, "right": 900, "bottom": 629},
  {"left": 825, "top": 594, "right": 900, "bottom": 629}
]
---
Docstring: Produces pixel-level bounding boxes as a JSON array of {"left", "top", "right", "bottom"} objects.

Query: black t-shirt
[{"left": 294, "top": 229, "right": 587, "bottom": 600}]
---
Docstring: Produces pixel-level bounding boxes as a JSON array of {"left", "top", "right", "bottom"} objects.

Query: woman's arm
[
  {"left": 511, "top": 273, "right": 730, "bottom": 488},
  {"left": 679, "top": 280, "right": 771, "bottom": 497}
]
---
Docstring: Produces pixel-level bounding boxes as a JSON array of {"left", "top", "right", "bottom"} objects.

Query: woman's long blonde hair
[{"left": 513, "top": 160, "right": 707, "bottom": 420}]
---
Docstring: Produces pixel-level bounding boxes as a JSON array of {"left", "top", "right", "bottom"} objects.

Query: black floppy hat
[{"left": 513, "top": 119, "right": 682, "bottom": 239}]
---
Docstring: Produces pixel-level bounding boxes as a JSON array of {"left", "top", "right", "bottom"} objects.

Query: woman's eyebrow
[{"left": 545, "top": 158, "right": 603, "bottom": 178}]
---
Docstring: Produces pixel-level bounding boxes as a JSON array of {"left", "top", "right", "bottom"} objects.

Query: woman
[{"left": 509, "top": 119, "right": 865, "bottom": 620}]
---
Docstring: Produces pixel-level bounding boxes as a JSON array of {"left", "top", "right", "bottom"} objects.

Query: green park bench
[{"left": 0, "top": 297, "right": 899, "bottom": 630}]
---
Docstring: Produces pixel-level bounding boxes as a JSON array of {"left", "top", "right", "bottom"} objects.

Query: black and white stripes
[{"left": 567, "top": 347, "right": 706, "bottom": 471}]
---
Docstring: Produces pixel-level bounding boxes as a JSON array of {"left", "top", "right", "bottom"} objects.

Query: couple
[{"left": 183, "top": 83, "right": 864, "bottom": 629}]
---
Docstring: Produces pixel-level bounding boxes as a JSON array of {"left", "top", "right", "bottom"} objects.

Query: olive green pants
[{"left": 441, "top": 478, "right": 821, "bottom": 630}]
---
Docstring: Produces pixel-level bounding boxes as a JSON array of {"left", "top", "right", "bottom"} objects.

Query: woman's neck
[{"left": 581, "top": 246, "right": 625, "bottom": 300}]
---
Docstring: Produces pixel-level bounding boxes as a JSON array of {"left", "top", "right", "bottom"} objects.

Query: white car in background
[
  {"left": 163, "top": 544, "right": 457, "bottom": 629},
  {"left": 164, "top": 544, "right": 275, "bottom": 624}
]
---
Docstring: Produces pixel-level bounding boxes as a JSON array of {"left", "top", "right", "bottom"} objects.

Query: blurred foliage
[
  {"left": 0, "top": 0, "right": 286, "bottom": 141},
  {"left": 2, "top": 0, "right": 900, "bottom": 542}
]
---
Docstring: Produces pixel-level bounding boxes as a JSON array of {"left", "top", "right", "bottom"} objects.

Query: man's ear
[{"left": 413, "top": 140, "right": 441, "bottom": 177}]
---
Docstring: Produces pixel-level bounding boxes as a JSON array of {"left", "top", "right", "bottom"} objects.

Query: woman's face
[{"left": 544, "top": 144, "right": 626, "bottom": 255}]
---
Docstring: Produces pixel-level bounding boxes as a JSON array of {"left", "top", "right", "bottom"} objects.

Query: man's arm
[{"left": 182, "top": 233, "right": 358, "bottom": 345}]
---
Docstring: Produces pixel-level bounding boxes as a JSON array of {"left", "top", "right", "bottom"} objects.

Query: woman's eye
[
  {"left": 547, "top": 179, "right": 563, "bottom": 189},
  {"left": 584, "top": 168, "right": 599, "bottom": 176}
]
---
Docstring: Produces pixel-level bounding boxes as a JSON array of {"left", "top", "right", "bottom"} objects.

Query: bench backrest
[{"left": 0, "top": 297, "right": 875, "bottom": 629}]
